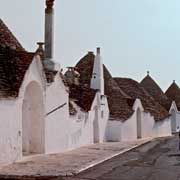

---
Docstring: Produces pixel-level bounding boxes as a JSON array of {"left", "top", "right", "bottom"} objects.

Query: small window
[{"left": 94, "top": 76, "right": 96, "bottom": 79}]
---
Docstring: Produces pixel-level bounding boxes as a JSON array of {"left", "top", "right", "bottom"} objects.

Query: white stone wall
[
  {"left": 142, "top": 112, "right": 172, "bottom": 138},
  {"left": 98, "top": 95, "right": 109, "bottom": 142},
  {"left": 105, "top": 98, "right": 172, "bottom": 142},
  {"left": 0, "top": 99, "right": 22, "bottom": 165},
  {"left": 0, "top": 54, "right": 111, "bottom": 165},
  {"left": 105, "top": 99, "right": 143, "bottom": 142},
  {"left": 105, "top": 120, "right": 122, "bottom": 142},
  {"left": 154, "top": 118, "right": 172, "bottom": 137},
  {"left": 0, "top": 56, "right": 45, "bottom": 165},
  {"left": 91, "top": 92, "right": 109, "bottom": 143},
  {"left": 121, "top": 112, "right": 138, "bottom": 141},
  {"left": 20, "top": 56, "right": 46, "bottom": 156},
  {"left": 69, "top": 93, "right": 109, "bottom": 148},
  {"left": 45, "top": 74, "right": 69, "bottom": 153},
  {"left": 169, "top": 102, "right": 180, "bottom": 133},
  {"left": 106, "top": 112, "right": 138, "bottom": 142},
  {"left": 141, "top": 112, "right": 154, "bottom": 138},
  {"left": 175, "top": 113, "right": 180, "bottom": 131},
  {"left": 69, "top": 104, "right": 94, "bottom": 149}
]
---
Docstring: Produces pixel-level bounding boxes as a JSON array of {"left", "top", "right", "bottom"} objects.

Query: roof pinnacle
[{"left": 46, "top": 0, "right": 55, "bottom": 10}]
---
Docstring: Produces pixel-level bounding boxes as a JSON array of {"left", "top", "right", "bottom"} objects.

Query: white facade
[
  {"left": 0, "top": 54, "right": 172, "bottom": 166},
  {"left": 69, "top": 92, "right": 109, "bottom": 149},
  {"left": 0, "top": 53, "right": 109, "bottom": 165},
  {"left": 45, "top": 74, "right": 69, "bottom": 153},
  {"left": 169, "top": 101, "right": 180, "bottom": 133},
  {"left": 0, "top": 55, "right": 45, "bottom": 165},
  {"left": 106, "top": 98, "right": 172, "bottom": 142}
]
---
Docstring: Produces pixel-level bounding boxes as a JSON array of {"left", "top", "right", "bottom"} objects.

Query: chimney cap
[
  {"left": 147, "top": 71, "right": 150, "bottom": 76},
  {"left": 97, "top": 47, "right": 100, "bottom": 54},
  {"left": 67, "top": 66, "right": 74, "bottom": 70},
  {"left": 37, "top": 42, "right": 45, "bottom": 46},
  {"left": 173, "top": 80, "right": 176, "bottom": 83},
  {"left": 46, "top": 0, "right": 55, "bottom": 9},
  {"left": 88, "top": 51, "right": 94, "bottom": 54}
]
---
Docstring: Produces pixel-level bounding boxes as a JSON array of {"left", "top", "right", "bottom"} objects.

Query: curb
[{"left": 76, "top": 138, "right": 153, "bottom": 175}]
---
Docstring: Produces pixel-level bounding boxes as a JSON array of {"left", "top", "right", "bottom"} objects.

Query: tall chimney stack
[
  {"left": 44, "top": 0, "right": 55, "bottom": 70},
  {"left": 90, "top": 47, "right": 104, "bottom": 95}
]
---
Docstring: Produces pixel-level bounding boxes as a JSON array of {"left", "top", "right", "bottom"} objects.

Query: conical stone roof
[
  {"left": 114, "top": 78, "right": 169, "bottom": 121},
  {"left": 75, "top": 52, "right": 134, "bottom": 121},
  {"left": 0, "top": 19, "right": 34, "bottom": 98},
  {"left": 165, "top": 81, "right": 180, "bottom": 110},
  {"left": 140, "top": 74, "right": 171, "bottom": 111},
  {"left": 0, "top": 46, "right": 34, "bottom": 98},
  {"left": 0, "top": 19, "right": 24, "bottom": 51}
]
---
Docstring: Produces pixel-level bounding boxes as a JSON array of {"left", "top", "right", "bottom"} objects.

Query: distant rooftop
[
  {"left": 114, "top": 77, "right": 169, "bottom": 121},
  {"left": 165, "top": 81, "right": 180, "bottom": 111},
  {"left": 140, "top": 73, "right": 171, "bottom": 111}
]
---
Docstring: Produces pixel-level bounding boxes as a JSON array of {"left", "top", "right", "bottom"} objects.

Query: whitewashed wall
[
  {"left": 105, "top": 120, "right": 122, "bottom": 142},
  {"left": 106, "top": 112, "right": 138, "bottom": 142},
  {"left": 0, "top": 56, "right": 45, "bottom": 165},
  {"left": 0, "top": 54, "right": 110, "bottom": 165},
  {"left": 98, "top": 94, "right": 109, "bottom": 142},
  {"left": 45, "top": 74, "right": 69, "bottom": 153},
  {"left": 169, "top": 102, "right": 180, "bottom": 133},
  {"left": 120, "top": 99, "right": 144, "bottom": 141},
  {"left": 121, "top": 113, "right": 137, "bottom": 141},
  {"left": 69, "top": 93, "right": 109, "bottom": 149},
  {"left": 175, "top": 113, "right": 180, "bottom": 131},
  {"left": 154, "top": 118, "right": 172, "bottom": 137},
  {"left": 105, "top": 99, "right": 144, "bottom": 142},
  {"left": 141, "top": 112, "right": 171, "bottom": 138},
  {"left": 91, "top": 92, "right": 109, "bottom": 143},
  {"left": 105, "top": 98, "right": 172, "bottom": 142},
  {"left": 141, "top": 112, "right": 154, "bottom": 138},
  {"left": 69, "top": 103, "right": 94, "bottom": 149},
  {"left": 0, "top": 99, "right": 22, "bottom": 165},
  {"left": 20, "top": 56, "right": 46, "bottom": 155}
]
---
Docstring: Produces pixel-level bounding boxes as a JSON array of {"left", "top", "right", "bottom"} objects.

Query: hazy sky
[{"left": 1, "top": 0, "right": 180, "bottom": 90}]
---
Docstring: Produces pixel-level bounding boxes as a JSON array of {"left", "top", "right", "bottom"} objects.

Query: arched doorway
[
  {"left": 22, "top": 81, "right": 45, "bottom": 155},
  {"left": 93, "top": 106, "right": 99, "bottom": 143},
  {"left": 137, "top": 108, "right": 142, "bottom": 139},
  {"left": 171, "top": 109, "right": 176, "bottom": 133}
]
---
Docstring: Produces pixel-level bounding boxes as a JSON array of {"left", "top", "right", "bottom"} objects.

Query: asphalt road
[{"left": 62, "top": 135, "right": 180, "bottom": 180}]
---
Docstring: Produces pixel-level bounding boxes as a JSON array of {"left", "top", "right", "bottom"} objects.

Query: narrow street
[{"left": 63, "top": 135, "right": 180, "bottom": 180}]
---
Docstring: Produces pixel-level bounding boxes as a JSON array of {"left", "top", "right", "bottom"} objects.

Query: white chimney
[
  {"left": 90, "top": 47, "right": 104, "bottom": 95},
  {"left": 44, "top": 0, "right": 55, "bottom": 70}
]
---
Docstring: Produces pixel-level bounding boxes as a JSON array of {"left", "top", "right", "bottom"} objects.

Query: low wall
[
  {"left": 0, "top": 99, "right": 22, "bottom": 165},
  {"left": 69, "top": 110, "right": 94, "bottom": 149}
]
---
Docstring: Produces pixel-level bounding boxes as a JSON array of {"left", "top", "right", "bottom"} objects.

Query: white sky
[{"left": 1, "top": 0, "right": 180, "bottom": 90}]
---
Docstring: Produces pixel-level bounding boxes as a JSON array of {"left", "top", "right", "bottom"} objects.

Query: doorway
[
  {"left": 137, "top": 108, "right": 142, "bottom": 139},
  {"left": 171, "top": 109, "right": 176, "bottom": 133},
  {"left": 22, "top": 81, "right": 45, "bottom": 155}
]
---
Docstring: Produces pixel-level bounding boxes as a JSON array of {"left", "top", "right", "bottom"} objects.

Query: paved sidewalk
[{"left": 0, "top": 138, "right": 152, "bottom": 179}]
